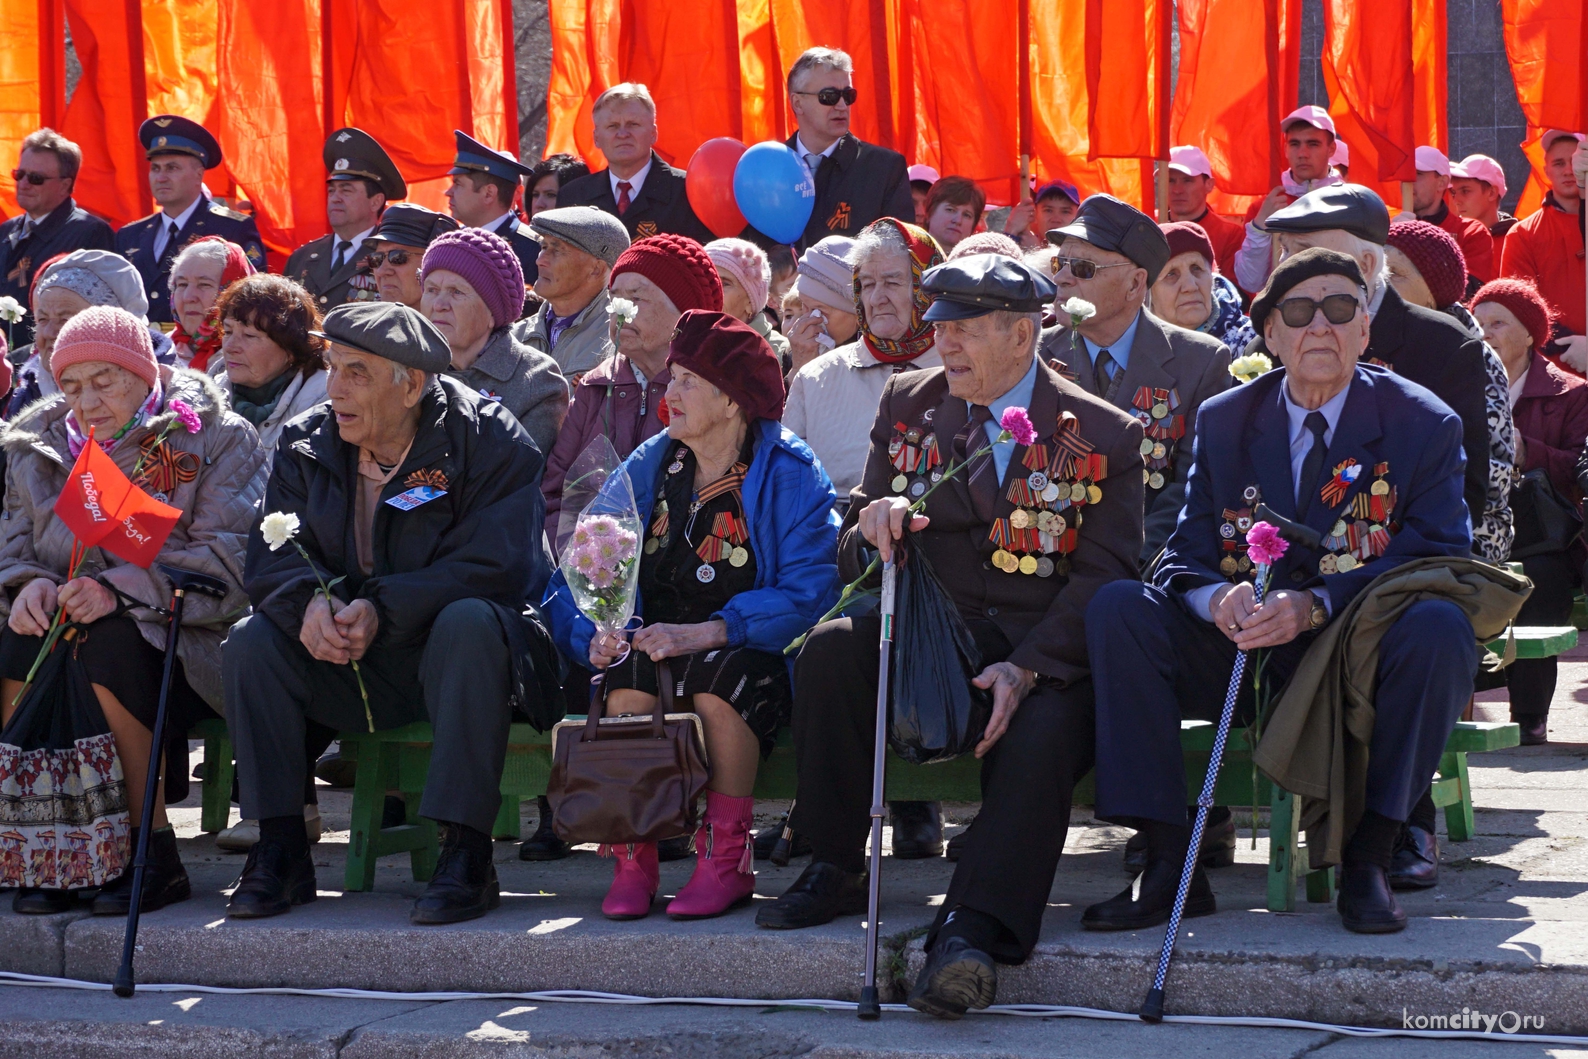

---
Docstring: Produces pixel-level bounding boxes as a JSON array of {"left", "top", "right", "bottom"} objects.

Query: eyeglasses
[
  {"left": 367, "top": 249, "right": 413, "bottom": 268},
  {"left": 1050, "top": 256, "right": 1135, "bottom": 280},
  {"left": 1276, "top": 294, "right": 1361, "bottom": 328},
  {"left": 792, "top": 86, "right": 858, "bottom": 107},
  {"left": 11, "top": 169, "right": 62, "bottom": 186}
]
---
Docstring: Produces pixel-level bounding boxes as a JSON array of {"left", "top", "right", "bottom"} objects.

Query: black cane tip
[
  {"left": 1140, "top": 987, "right": 1164, "bottom": 1023},
  {"left": 112, "top": 973, "right": 135, "bottom": 999},
  {"left": 857, "top": 985, "right": 882, "bottom": 1021}
]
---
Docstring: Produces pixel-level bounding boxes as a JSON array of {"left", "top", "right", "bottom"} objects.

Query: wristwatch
[{"left": 1306, "top": 590, "right": 1329, "bottom": 629}]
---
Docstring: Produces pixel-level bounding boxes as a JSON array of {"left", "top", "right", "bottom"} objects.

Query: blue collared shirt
[
  {"left": 1081, "top": 309, "right": 1143, "bottom": 380},
  {"left": 976, "top": 356, "right": 1040, "bottom": 482},
  {"left": 1281, "top": 378, "right": 1350, "bottom": 506}
]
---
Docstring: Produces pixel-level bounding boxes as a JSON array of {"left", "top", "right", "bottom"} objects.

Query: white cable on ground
[{"left": 0, "top": 970, "right": 1582, "bottom": 1046}]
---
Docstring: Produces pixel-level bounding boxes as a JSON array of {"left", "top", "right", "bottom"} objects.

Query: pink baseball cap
[
  {"left": 1414, "top": 145, "right": 1450, "bottom": 176},
  {"left": 907, "top": 164, "right": 941, "bottom": 185},
  {"left": 1168, "top": 145, "right": 1213, "bottom": 178},
  {"left": 1330, "top": 139, "right": 1350, "bottom": 167},
  {"left": 1450, "top": 154, "right": 1507, "bottom": 197},
  {"left": 1542, "top": 129, "right": 1585, "bottom": 152},
  {"left": 1282, "top": 105, "right": 1336, "bottom": 137}
]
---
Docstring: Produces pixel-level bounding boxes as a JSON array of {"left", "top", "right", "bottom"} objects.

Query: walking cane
[
  {"left": 114, "top": 566, "right": 230, "bottom": 999},
  {"left": 769, "top": 800, "right": 797, "bottom": 867},
  {"left": 857, "top": 556, "right": 898, "bottom": 1021}
]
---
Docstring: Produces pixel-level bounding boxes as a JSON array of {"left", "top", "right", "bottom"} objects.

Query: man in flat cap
[
  {"left": 223, "top": 301, "right": 559, "bottom": 926},
  {"left": 366, "top": 204, "right": 461, "bottom": 309},
  {"left": 286, "top": 128, "right": 409, "bottom": 311},
  {"left": 445, "top": 130, "right": 541, "bottom": 290},
  {"left": 1084, "top": 248, "right": 1501, "bottom": 937},
  {"left": 1040, "top": 194, "right": 1233, "bottom": 564},
  {"left": 555, "top": 84, "right": 714, "bottom": 244},
  {"left": 116, "top": 115, "right": 265, "bottom": 324},
  {"left": 757, "top": 253, "right": 1145, "bottom": 1020},
  {"left": 514, "top": 205, "right": 630, "bottom": 378}
]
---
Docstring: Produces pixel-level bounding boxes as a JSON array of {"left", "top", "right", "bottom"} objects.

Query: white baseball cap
[
  {"left": 1168, "top": 145, "right": 1213, "bottom": 178},
  {"left": 1282, "top": 105, "right": 1336, "bottom": 137},
  {"left": 1330, "top": 139, "right": 1350, "bottom": 167},
  {"left": 907, "top": 164, "right": 941, "bottom": 185},
  {"left": 1413, "top": 145, "right": 1450, "bottom": 176},
  {"left": 1450, "top": 154, "right": 1507, "bottom": 197}
]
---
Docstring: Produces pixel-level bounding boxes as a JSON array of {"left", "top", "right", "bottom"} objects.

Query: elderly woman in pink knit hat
[
  {"left": 706, "top": 238, "right": 791, "bottom": 370},
  {"left": 419, "top": 227, "right": 569, "bottom": 455},
  {"left": 0, "top": 305, "right": 266, "bottom": 917}
]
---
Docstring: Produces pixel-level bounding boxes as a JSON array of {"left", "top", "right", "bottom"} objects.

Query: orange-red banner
[
  {"left": 60, "top": 0, "right": 150, "bottom": 226},
  {"left": 0, "top": 0, "right": 44, "bottom": 220},
  {"left": 1322, "top": 0, "right": 1416, "bottom": 189},
  {"left": 1085, "top": 0, "right": 1169, "bottom": 162},
  {"left": 1501, "top": 0, "right": 1586, "bottom": 218}
]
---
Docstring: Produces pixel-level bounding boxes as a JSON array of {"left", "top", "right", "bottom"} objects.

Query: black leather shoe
[
  {"left": 12, "top": 888, "right": 73, "bottom": 915},
  {"left": 314, "top": 748, "right": 358, "bottom": 788},
  {"left": 1124, "top": 808, "right": 1237, "bottom": 874},
  {"left": 755, "top": 861, "right": 868, "bottom": 929},
  {"left": 1082, "top": 857, "right": 1216, "bottom": 931},
  {"left": 92, "top": 828, "right": 191, "bottom": 915},
  {"left": 1515, "top": 716, "right": 1548, "bottom": 746},
  {"left": 518, "top": 797, "right": 570, "bottom": 861},
  {"left": 658, "top": 833, "right": 696, "bottom": 862},
  {"left": 889, "top": 801, "right": 944, "bottom": 859},
  {"left": 907, "top": 936, "right": 998, "bottom": 1019},
  {"left": 411, "top": 825, "right": 501, "bottom": 925},
  {"left": 227, "top": 840, "right": 317, "bottom": 918},
  {"left": 1337, "top": 861, "right": 1406, "bottom": 933},
  {"left": 1388, "top": 824, "right": 1438, "bottom": 891},
  {"left": 753, "top": 824, "right": 812, "bottom": 861}
]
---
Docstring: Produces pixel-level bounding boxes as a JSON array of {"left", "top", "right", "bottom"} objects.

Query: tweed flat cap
[
  {"left": 1047, "top": 194, "right": 1172, "bottom": 285},
  {"left": 313, "top": 301, "right": 451, "bottom": 373},
  {"left": 1263, "top": 184, "right": 1391, "bottom": 245},
  {"left": 921, "top": 254, "right": 1057, "bottom": 321},
  {"left": 530, "top": 206, "right": 631, "bottom": 267}
]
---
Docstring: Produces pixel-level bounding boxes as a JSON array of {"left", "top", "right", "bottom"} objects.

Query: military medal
[
  {"left": 1041, "top": 482, "right": 1060, "bottom": 503},
  {"left": 644, "top": 538, "right": 659, "bottom": 554},
  {"left": 1148, "top": 471, "right": 1165, "bottom": 490},
  {"left": 892, "top": 474, "right": 908, "bottom": 493},
  {"left": 1335, "top": 553, "right": 1357, "bottom": 572},
  {"left": 696, "top": 564, "right": 716, "bottom": 583},
  {"left": 1087, "top": 483, "right": 1102, "bottom": 504},
  {"left": 1035, "top": 557, "right": 1055, "bottom": 577},
  {"left": 1018, "top": 555, "right": 1039, "bottom": 575},
  {"left": 910, "top": 480, "right": 926, "bottom": 497},
  {"left": 729, "top": 547, "right": 748, "bottom": 567},
  {"left": 1028, "top": 471, "right": 1048, "bottom": 492},
  {"left": 1139, "top": 437, "right": 1155, "bottom": 456},
  {"left": 1010, "top": 508, "right": 1032, "bottom": 529},
  {"left": 1220, "top": 555, "right": 1239, "bottom": 575},
  {"left": 1320, "top": 458, "right": 1361, "bottom": 508},
  {"left": 1319, "top": 554, "right": 1338, "bottom": 575}
]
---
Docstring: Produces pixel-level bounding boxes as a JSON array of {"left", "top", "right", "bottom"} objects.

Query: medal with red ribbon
[{"left": 1320, "top": 458, "right": 1361, "bottom": 509}]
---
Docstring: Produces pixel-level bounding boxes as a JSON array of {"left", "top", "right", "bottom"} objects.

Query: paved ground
[{"left": 2, "top": 647, "right": 1587, "bottom": 1055}]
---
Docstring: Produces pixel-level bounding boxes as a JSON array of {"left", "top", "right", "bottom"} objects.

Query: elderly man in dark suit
[
  {"left": 1, "top": 128, "right": 114, "bottom": 347},
  {"left": 780, "top": 48, "right": 914, "bottom": 252},
  {"left": 554, "top": 84, "right": 713, "bottom": 244},
  {"left": 756, "top": 254, "right": 1145, "bottom": 1019},
  {"left": 285, "top": 128, "right": 408, "bottom": 312},
  {"left": 1084, "top": 249, "right": 1478, "bottom": 937}
]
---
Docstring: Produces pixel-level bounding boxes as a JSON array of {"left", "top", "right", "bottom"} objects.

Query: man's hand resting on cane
[
  {"left": 972, "top": 661, "right": 1036, "bottom": 758},
  {"left": 857, "top": 496, "right": 930, "bottom": 563},
  {"left": 1209, "top": 582, "right": 1315, "bottom": 649}
]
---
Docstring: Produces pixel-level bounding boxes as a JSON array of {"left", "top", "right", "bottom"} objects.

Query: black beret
[
  {"left": 1249, "top": 247, "right": 1367, "bottom": 334},
  {"left": 1046, "top": 194, "right": 1171, "bottom": 284},
  {"left": 140, "top": 115, "right": 222, "bottom": 169},
  {"left": 324, "top": 127, "right": 407, "bottom": 200},
  {"left": 371, "top": 204, "right": 461, "bottom": 249},
  {"left": 920, "top": 254, "right": 1057, "bottom": 321},
  {"left": 1263, "top": 184, "right": 1391, "bottom": 245},
  {"left": 312, "top": 301, "right": 452, "bottom": 374}
]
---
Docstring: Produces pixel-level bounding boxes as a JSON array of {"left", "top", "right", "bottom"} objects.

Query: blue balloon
[{"left": 732, "top": 142, "right": 815, "bottom": 245}]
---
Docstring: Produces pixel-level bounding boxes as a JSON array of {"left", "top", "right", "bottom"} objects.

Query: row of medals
[
  {"left": 1139, "top": 434, "right": 1169, "bottom": 491},
  {"left": 993, "top": 469, "right": 1097, "bottom": 577}
]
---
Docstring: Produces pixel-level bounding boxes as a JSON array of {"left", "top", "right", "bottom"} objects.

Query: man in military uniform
[
  {"left": 755, "top": 255, "right": 1145, "bottom": 1020},
  {"left": 285, "top": 128, "right": 407, "bottom": 312},
  {"left": 114, "top": 115, "right": 265, "bottom": 324},
  {"left": 1039, "top": 195, "right": 1233, "bottom": 563},
  {"left": 445, "top": 130, "right": 539, "bottom": 290}
]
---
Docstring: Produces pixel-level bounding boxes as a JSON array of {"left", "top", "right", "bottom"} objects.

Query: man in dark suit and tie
[
  {"left": 114, "top": 115, "right": 265, "bottom": 325},
  {"left": 445, "top": 130, "right": 541, "bottom": 291},
  {"left": 1084, "top": 248, "right": 1479, "bottom": 936},
  {"left": 554, "top": 84, "right": 714, "bottom": 245},
  {"left": 285, "top": 128, "right": 407, "bottom": 312},
  {"left": 780, "top": 48, "right": 914, "bottom": 253}
]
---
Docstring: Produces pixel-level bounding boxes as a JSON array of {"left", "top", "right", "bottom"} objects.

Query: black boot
[
  {"left": 1123, "top": 806, "right": 1237, "bottom": 873},
  {"left": 888, "top": 801, "right": 944, "bottom": 859},
  {"left": 92, "top": 827, "right": 191, "bottom": 915},
  {"left": 657, "top": 833, "right": 696, "bottom": 861},
  {"left": 1388, "top": 824, "right": 1439, "bottom": 891},
  {"left": 1083, "top": 822, "right": 1215, "bottom": 931},
  {"left": 1514, "top": 714, "right": 1548, "bottom": 746},
  {"left": 227, "top": 816, "right": 317, "bottom": 919},
  {"left": 908, "top": 907, "right": 1001, "bottom": 1019},
  {"left": 12, "top": 888, "right": 74, "bottom": 915},
  {"left": 754, "top": 861, "right": 867, "bottom": 929},
  {"left": 411, "top": 822, "right": 500, "bottom": 925},
  {"left": 518, "top": 796, "right": 570, "bottom": 861}
]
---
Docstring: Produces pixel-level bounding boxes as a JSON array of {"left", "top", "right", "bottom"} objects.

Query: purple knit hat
[{"left": 420, "top": 227, "right": 525, "bottom": 329}]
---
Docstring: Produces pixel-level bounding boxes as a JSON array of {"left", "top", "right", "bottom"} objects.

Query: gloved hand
[{"left": 1573, "top": 141, "right": 1588, "bottom": 192}]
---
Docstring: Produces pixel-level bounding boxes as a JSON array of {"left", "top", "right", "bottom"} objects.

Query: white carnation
[
  {"left": 607, "top": 297, "right": 639, "bottom": 327},
  {"left": 260, "top": 511, "right": 301, "bottom": 551},
  {"left": 1060, "top": 297, "right": 1097, "bottom": 322},
  {"left": 0, "top": 296, "right": 23, "bottom": 324}
]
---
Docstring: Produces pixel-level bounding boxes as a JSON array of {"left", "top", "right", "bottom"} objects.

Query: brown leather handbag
[{"left": 546, "top": 660, "right": 712, "bottom": 846}]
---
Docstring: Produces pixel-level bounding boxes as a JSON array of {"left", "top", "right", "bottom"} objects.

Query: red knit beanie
[
  {"left": 1159, "top": 221, "right": 1216, "bottom": 269},
  {"left": 50, "top": 305, "right": 159, "bottom": 389},
  {"left": 666, "top": 309, "right": 785, "bottom": 422},
  {"left": 1471, "top": 278, "right": 1556, "bottom": 352},
  {"left": 609, "top": 234, "right": 723, "bottom": 314},
  {"left": 1386, "top": 220, "right": 1467, "bottom": 309}
]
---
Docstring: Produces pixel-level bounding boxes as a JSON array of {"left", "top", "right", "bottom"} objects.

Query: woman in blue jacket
[{"left": 546, "top": 310, "right": 839, "bottom": 922}]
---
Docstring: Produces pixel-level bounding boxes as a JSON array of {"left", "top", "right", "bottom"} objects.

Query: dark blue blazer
[
  {"left": 490, "top": 212, "right": 540, "bottom": 290},
  {"left": 115, "top": 195, "right": 265, "bottom": 323},
  {"left": 1154, "top": 363, "right": 1471, "bottom": 615}
]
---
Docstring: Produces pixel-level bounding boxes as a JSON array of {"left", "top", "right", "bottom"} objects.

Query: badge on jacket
[{"left": 385, "top": 485, "right": 446, "bottom": 510}]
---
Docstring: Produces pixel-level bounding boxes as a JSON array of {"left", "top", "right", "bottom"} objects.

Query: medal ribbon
[{"left": 1320, "top": 458, "right": 1359, "bottom": 509}]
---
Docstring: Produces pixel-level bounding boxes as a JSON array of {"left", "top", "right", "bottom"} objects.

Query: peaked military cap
[
  {"left": 1046, "top": 194, "right": 1171, "bottom": 285},
  {"left": 324, "top": 128, "right": 407, "bottom": 200},
  {"left": 921, "top": 254, "right": 1058, "bottom": 321},
  {"left": 449, "top": 130, "right": 534, "bottom": 183},
  {"left": 140, "top": 115, "right": 222, "bottom": 169},
  {"left": 312, "top": 301, "right": 451, "bottom": 374}
]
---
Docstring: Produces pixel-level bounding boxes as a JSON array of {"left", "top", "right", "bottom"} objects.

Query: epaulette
[{"left": 208, "top": 202, "right": 249, "bottom": 221}]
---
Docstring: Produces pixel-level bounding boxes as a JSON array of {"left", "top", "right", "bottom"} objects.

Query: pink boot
[
  {"left": 600, "top": 843, "right": 659, "bottom": 920},
  {"left": 667, "top": 792, "right": 755, "bottom": 919}
]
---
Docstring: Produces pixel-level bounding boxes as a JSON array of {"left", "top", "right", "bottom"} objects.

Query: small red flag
[{"left": 53, "top": 440, "right": 181, "bottom": 569}]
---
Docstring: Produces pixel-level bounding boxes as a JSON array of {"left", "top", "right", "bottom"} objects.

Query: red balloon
[{"left": 686, "top": 138, "right": 749, "bottom": 239}]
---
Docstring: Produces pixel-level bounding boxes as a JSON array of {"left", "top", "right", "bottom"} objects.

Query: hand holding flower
[{"left": 857, "top": 496, "right": 932, "bottom": 563}]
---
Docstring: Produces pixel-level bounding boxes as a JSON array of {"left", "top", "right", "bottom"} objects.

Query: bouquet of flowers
[{"left": 558, "top": 450, "right": 644, "bottom": 650}]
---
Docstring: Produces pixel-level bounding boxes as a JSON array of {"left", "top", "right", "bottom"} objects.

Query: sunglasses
[
  {"left": 793, "top": 86, "right": 858, "bottom": 107},
  {"left": 11, "top": 169, "right": 62, "bottom": 186},
  {"left": 1050, "top": 256, "right": 1135, "bottom": 280},
  {"left": 1275, "top": 294, "right": 1360, "bottom": 328},
  {"left": 367, "top": 249, "right": 414, "bottom": 268}
]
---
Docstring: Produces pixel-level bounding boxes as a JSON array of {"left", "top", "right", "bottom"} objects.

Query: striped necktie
[{"left": 953, "top": 404, "right": 999, "bottom": 522}]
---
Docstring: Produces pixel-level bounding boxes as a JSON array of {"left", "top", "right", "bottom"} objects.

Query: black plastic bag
[{"left": 888, "top": 534, "right": 993, "bottom": 764}]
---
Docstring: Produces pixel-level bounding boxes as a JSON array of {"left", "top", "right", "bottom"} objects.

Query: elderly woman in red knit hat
[
  {"left": 546, "top": 310, "right": 839, "bottom": 922},
  {"left": 0, "top": 305, "right": 265, "bottom": 915},
  {"left": 1472, "top": 279, "right": 1588, "bottom": 746},
  {"left": 1147, "top": 221, "right": 1256, "bottom": 354}
]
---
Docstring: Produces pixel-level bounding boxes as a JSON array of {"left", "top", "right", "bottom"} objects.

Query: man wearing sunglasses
[
  {"left": 778, "top": 48, "right": 914, "bottom": 252},
  {"left": 0, "top": 129, "right": 113, "bottom": 347},
  {"left": 285, "top": 129, "right": 408, "bottom": 312},
  {"left": 1086, "top": 248, "right": 1485, "bottom": 937},
  {"left": 365, "top": 204, "right": 459, "bottom": 309}
]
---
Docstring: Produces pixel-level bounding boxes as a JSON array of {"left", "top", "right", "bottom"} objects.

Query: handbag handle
[{"left": 580, "top": 653, "right": 676, "bottom": 742}]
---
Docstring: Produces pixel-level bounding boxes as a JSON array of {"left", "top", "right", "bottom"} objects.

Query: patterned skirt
[{"left": 602, "top": 646, "right": 792, "bottom": 757}]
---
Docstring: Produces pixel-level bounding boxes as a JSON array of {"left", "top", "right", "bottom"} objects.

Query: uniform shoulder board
[{"left": 209, "top": 202, "right": 248, "bottom": 221}]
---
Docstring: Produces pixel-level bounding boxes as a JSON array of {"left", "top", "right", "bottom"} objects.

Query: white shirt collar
[
  {"left": 1507, "top": 370, "right": 1528, "bottom": 410},
  {"left": 161, "top": 196, "right": 203, "bottom": 233},
  {"left": 796, "top": 134, "right": 841, "bottom": 175},
  {"left": 333, "top": 225, "right": 375, "bottom": 259},
  {"left": 609, "top": 156, "right": 654, "bottom": 202},
  {"left": 483, "top": 212, "right": 518, "bottom": 235}
]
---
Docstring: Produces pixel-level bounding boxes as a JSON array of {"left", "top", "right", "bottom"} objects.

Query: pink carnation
[
  {"left": 999, "top": 406, "right": 1038, "bottom": 447},
  {"left": 1245, "top": 521, "right": 1288, "bottom": 567},
  {"left": 169, "top": 398, "right": 202, "bottom": 434}
]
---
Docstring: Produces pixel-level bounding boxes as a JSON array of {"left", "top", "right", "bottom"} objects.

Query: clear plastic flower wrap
[{"left": 557, "top": 436, "right": 643, "bottom": 637}]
